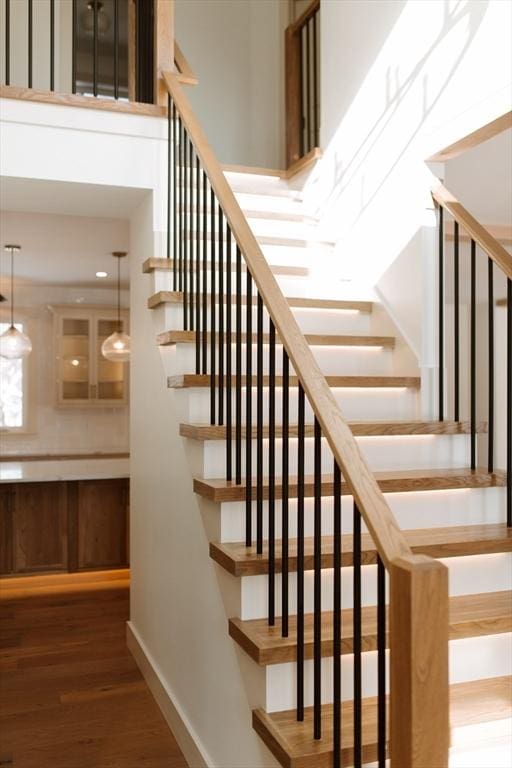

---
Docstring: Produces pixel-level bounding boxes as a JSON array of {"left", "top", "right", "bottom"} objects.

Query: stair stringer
[{"left": 128, "top": 196, "right": 280, "bottom": 768}]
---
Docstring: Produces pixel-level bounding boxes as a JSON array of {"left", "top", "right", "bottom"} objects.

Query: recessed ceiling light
[
  {"left": 70, "top": 359, "right": 80, "bottom": 367},
  {"left": 96, "top": 271, "right": 108, "bottom": 278}
]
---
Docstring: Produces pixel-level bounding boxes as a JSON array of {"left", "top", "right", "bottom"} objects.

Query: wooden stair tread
[
  {"left": 159, "top": 330, "right": 395, "bottom": 348},
  {"left": 195, "top": 468, "right": 506, "bottom": 503},
  {"left": 210, "top": 523, "right": 512, "bottom": 576},
  {"left": 252, "top": 676, "right": 512, "bottom": 768},
  {"left": 180, "top": 420, "right": 486, "bottom": 440},
  {"left": 142, "top": 257, "right": 308, "bottom": 277},
  {"left": 168, "top": 374, "right": 420, "bottom": 389},
  {"left": 229, "top": 591, "right": 512, "bottom": 665},
  {"left": 147, "top": 291, "right": 373, "bottom": 312}
]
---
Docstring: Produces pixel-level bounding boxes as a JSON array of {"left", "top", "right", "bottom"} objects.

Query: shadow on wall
[
  {"left": 307, "top": 0, "right": 503, "bottom": 283},
  {"left": 326, "top": 0, "right": 487, "bottom": 222}
]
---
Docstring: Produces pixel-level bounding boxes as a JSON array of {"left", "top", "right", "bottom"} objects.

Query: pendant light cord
[
  {"left": 117, "top": 254, "right": 121, "bottom": 332},
  {"left": 10, "top": 247, "right": 14, "bottom": 328}
]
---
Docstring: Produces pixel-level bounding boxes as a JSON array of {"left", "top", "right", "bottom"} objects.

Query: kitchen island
[{"left": 0, "top": 457, "right": 129, "bottom": 576}]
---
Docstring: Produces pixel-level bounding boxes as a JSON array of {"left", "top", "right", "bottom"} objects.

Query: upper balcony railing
[{"left": 0, "top": 0, "right": 187, "bottom": 115}]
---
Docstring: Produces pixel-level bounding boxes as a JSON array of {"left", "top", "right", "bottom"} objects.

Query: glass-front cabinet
[{"left": 52, "top": 307, "right": 129, "bottom": 407}]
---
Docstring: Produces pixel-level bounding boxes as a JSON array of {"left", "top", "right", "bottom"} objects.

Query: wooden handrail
[
  {"left": 163, "top": 70, "right": 411, "bottom": 570},
  {"left": 163, "top": 68, "right": 449, "bottom": 767},
  {"left": 432, "top": 182, "right": 512, "bottom": 279},
  {"left": 289, "top": 0, "right": 320, "bottom": 35},
  {"left": 174, "top": 42, "right": 198, "bottom": 86}
]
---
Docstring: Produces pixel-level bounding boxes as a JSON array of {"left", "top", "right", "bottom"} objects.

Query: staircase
[{"left": 142, "top": 73, "right": 512, "bottom": 767}]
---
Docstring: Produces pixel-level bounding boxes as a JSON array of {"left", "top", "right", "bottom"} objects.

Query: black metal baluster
[
  {"left": 183, "top": 135, "right": 189, "bottom": 330},
  {"left": 50, "top": 0, "right": 55, "bottom": 91},
  {"left": 178, "top": 119, "right": 183, "bottom": 291},
  {"left": 305, "top": 20, "right": 311, "bottom": 153},
  {"left": 5, "top": 0, "right": 10, "bottom": 86},
  {"left": 507, "top": 279, "right": 511, "bottom": 527},
  {"left": 488, "top": 258, "right": 494, "bottom": 472},
  {"left": 438, "top": 205, "right": 444, "bottom": 421},
  {"left": 353, "top": 502, "right": 362, "bottom": 768},
  {"left": 235, "top": 246, "right": 242, "bottom": 483},
  {"left": 93, "top": 0, "right": 98, "bottom": 96},
  {"left": 281, "top": 350, "right": 290, "bottom": 638},
  {"left": 189, "top": 140, "right": 195, "bottom": 332},
  {"left": 313, "top": 11, "right": 318, "bottom": 147},
  {"left": 245, "top": 270, "right": 253, "bottom": 545},
  {"left": 256, "top": 294, "right": 264, "bottom": 554},
  {"left": 72, "top": 0, "right": 76, "bottom": 93},
  {"left": 454, "top": 221, "right": 460, "bottom": 421},
  {"left": 28, "top": 0, "right": 33, "bottom": 88},
  {"left": 167, "top": 95, "right": 172, "bottom": 262},
  {"left": 202, "top": 172, "right": 208, "bottom": 372},
  {"left": 195, "top": 156, "right": 201, "bottom": 375},
  {"left": 296, "top": 383, "right": 305, "bottom": 721},
  {"left": 218, "top": 207, "right": 224, "bottom": 423},
  {"left": 377, "top": 556, "right": 386, "bottom": 768},
  {"left": 225, "top": 226, "right": 233, "bottom": 481},
  {"left": 470, "top": 239, "right": 476, "bottom": 469},
  {"left": 333, "top": 460, "right": 342, "bottom": 768},
  {"left": 113, "top": 0, "right": 119, "bottom": 99},
  {"left": 313, "top": 416, "right": 321, "bottom": 739},
  {"left": 172, "top": 103, "right": 177, "bottom": 288},
  {"left": 299, "top": 26, "right": 304, "bottom": 158},
  {"left": 268, "top": 319, "right": 276, "bottom": 624},
  {"left": 210, "top": 189, "right": 216, "bottom": 425}
]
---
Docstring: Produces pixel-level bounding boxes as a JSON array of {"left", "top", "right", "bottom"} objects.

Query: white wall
[
  {"left": 444, "top": 128, "right": 512, "bottom": 225},
  {"left": 306, "top": 0, "right": 512, "bottom": 284},
  {"left": 175, "top": 0, "right": 287, "bottom": 168},
  {"left": 129, "top": 195, "right": 278, "bottom": 768}
]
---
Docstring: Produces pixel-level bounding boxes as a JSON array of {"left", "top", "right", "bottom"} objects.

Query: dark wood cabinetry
[{"left": 0, "top": 478, "right": 129, "bottom": 576}]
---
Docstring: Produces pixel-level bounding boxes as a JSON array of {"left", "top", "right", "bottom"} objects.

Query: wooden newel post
[
  {"left": 154, "top": 0, "right": 174, "bottom": 107},
  {"left": 390, "top": 555, "right": 449, "bottom": 768}
]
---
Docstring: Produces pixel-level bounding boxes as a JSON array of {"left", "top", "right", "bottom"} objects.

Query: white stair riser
[
  {"left": 160, "top": 304, "right": 373, "bottom": 336},
  {"left": 195, "top": 434, "right": 469, "bottom": 479},
  {"left": 217, "top": 487, "right": 506, "bottom": 543},
  {"left": 262, "top": 633, "right": 512, "bottom": 712},
  {"left": 149, "top": 268, "right": 311, "bottom": 295},
  {"left": 163, "top": 342, "right": 394, "bottom": 378},
  {"left": 173, "top": 386, "right": 419, "bottom": 424},
  {"left": 239, "top": 554, "right": 512, "bottom": 620}
]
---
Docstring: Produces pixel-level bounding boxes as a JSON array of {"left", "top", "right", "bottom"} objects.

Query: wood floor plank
[{"left": 0, "top": 570, "right": 189, "bottom": 768}]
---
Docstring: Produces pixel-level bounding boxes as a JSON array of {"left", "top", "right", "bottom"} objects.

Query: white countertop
[{"left": 0, "top": 458, "right": 129, "bottom": 483}]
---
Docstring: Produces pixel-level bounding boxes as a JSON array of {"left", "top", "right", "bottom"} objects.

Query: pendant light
[
  {"left": 0, "top": 245, "right": 32, "bottom": 359},
  {"left": 101, "top": 251, "right": 130, "bottom": 362}
]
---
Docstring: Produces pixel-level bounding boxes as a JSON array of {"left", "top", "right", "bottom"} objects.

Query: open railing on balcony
[
  {"left": 164, "top": 69, "right": 450, "bottom": 767},
  {"left": 432, "top": 182, "right": 512, "bottom": 527},
  {"left": 0, "top": 0, "right": 185, "bottom": 113},
  {"left": 285, "top": 0, "right": 320, "bottom": 168}
]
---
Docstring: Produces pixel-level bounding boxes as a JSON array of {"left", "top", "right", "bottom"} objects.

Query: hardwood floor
[{"left": 0, "top": 570, "right": 189, "bottom": 768}]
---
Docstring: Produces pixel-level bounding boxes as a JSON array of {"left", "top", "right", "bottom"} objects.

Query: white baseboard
[{"left": 126, "top": 621, "right": 211, "bottom": 768}]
